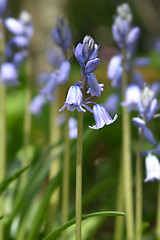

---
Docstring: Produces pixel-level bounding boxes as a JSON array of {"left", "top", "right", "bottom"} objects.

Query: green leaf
[
  {"left": 26, "top": 169, "right": 62, "bottom": 240},
  {"left": 0, "top": 164, "right": 31, "bottom": 195},
  {"left": 43, "top": 211, "right": 126, "bottom": 240}
]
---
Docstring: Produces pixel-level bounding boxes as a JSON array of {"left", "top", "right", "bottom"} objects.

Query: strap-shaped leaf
[
  {"left": 0, "top": 164, "right": 31, "bottom": 195},
  {"left": 43, "top": 211, "right": 125, "bottom": 240}
]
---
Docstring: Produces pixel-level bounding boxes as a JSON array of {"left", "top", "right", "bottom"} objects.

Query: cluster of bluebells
[
  {"left": 105, "top": 3, "right": 151, "bottom": 115},
  {"left": 60, "top": 35, "right": 117, "bottom": 129},
  {"left": 29, "top": 17, "right": 71, "bottom": 115},
  {"left": 132, "top": 86, "right": 160, "bottom": 182},
  {"left": 0, "top": 0, "right": 33, "bottom": 86},
  {"left": 106, "top": 3, "right": 160, "bottom": 182}
]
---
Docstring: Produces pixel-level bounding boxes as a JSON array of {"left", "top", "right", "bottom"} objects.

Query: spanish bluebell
[
  {"left": 59, "top": 85, "right": 86, "bottom": 112},
  {"left": 29, "top": 94, "right": 46, "bottom": 116},
  {"left": 89, "top": 104, "right": 117, "bottom": 129},
  {"left": 144, "top": 154, "right": 160, "bottom": 182}
]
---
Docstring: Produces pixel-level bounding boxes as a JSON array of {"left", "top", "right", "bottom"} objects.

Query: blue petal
[
  {"left": 29, "top": 94, "right": 46, "bottom": 116},
  {"left": 146, "top": 98, "right": 159, "bottom": 121},
  {"left": 143, "top": 127, "right": 157, "bottom": 146},
  {"left": 84, "top": 58, "right": 100, "bottom": 74},
  {"left": 86, "top": 73, "right": 103, "bottom": 97},
  {"left": 51, "top": 28, "right": 61, "bottom": 46},
  {"left": 74, "top": 43, "right": 85, "bottom": 66},
  {"left": 0, "top": 62, "right": 19, "bottom": 86},
  {"left": 5, "top": 18, "right": 25, "bottom": 35},
  {"left": 133, "top": 117, "right": 146, "bottom": 128},
  {"left": 126, "top": 27, "right": 140, "bottom": 46},
  {"left": 0, "top": 0, "right": 7, "bottom": 16}
]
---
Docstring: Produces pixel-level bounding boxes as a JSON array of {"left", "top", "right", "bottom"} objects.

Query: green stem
[
  {"left": 48, "top": 89, "right": 61, "bottom": 231},
  {"left": 62, "top": 110, "right": 70, "bottom": 240},
  {"left": 114, "top": 163, "right": 124, "bottom": 240},
  {"left": 121, "top": 48, "right": 134, "bottom": 240},
  {"left": 135, "top": 130, "right": 143, "bottom": 240},
  {"left": 23, "top": 59, "right": 32, "bottom": 166},
  {"left": 76, "top": 110, "right": 83, "bottom": 240},
  {"left": 0, "top": 20, "right": 6, "bottom": 240},
  {"left": 156, "top": 181, "right": 160, "bottom": 239},
  {"left": 0, "top": 85, "right": 6, "bottom": 240}
]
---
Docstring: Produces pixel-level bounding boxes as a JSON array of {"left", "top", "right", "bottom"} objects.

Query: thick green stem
[
  {"left": 121, "top": 48, "right": 134, "bottom": 240},
  {"left": 135, "top": 130, "right": 143, "bottom": 240},
  {"left": 114, "top": 163, "right": 124, "bottom": 240},
  {"left": 76, "top": 110, "right": 83, "bottom": 240},
  {"left": 62, "top": 110, "right": 70, "bottom": 240},
  {"left": 156, "top": 181, "right": 160, "bottom": 239}
]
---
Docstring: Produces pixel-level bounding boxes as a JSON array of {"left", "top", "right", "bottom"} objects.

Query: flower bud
[{"left": 82, "top": 35, "right": 95, "bottom": 61}]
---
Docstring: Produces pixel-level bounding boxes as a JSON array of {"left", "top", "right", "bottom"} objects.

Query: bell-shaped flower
[
  {"left": 150, "top": 81, "right": 160, "bottom": 98},
  {"left": 74, "top": 43, "right": 85, "bottom": 67},
  {"left": 104, "top": 93, "right": 119, "bottom": 115},
  {"left": 13, "top": 50, "right": 28, "bottom": 67},
  {"left": 0, "top": 0, "right": 7, "bottom": 16},
  {"left": 68, "top": 117, "right": 77, "bottom": 139},
  {"left": 121, "top": 84, "right": 141, "bottom": 112},
  {"left": 51, "top": 17, "right": 71, "bottom": 51},
  {"left": 56, "top": 60, "right": 70, "bottom": 84},
  {"left": 107, "top": 55, "right": 122, "bottom": 79},
  {"left": 89, "top": 104, "right": 118, "bottom": 129},
  {"left": 0, "top": 62, "right": 19, "bottom": 86},
  {"left": 126, "top": 27, "right": 140, "bottom": 46},
  {"left": 86, "top": 73, "right": 103, "bottom": 97},
  {"left": 145, "top": 98, "right": 159, "bottom": 121},
  {"left": 133, "top": 117, "right": 146, "bottom": 129},
  {"left": 59, "top": 85, "right": 86, "bottom": 112},
  {"left": 29, "top": 94, "right": 46, "bottom": 116},
  {"left": 10, "top": 36, "right": 29, "bottom": 48},
  {"left": 84, "top": 58, "right": 100, "bottom": 74},
  {"left": 144, "top": 154, "right": 160, "bottom": 182},
  {"left": 143, "top": 127, "right": 157, "bottom": 146},
  {"left": 5, "top": 18, "right": 25, "bottom": 35},
  {"left": 40, "top": 74, "right": 58, "bottom": 101},
  {"left": 133, "top": 57, "right": 150, "bottom": 67},
  {"left": 133, "top": 72, "right": 145, "bottom": 89}
]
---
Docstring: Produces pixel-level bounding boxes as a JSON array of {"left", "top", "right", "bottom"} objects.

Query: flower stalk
[
  {"left": 157, "top": 181, "right": 160, "bottom": 240},
  {"left": 121, "top": 48, "right": 134, "bottom": 240},
  {"left": 62, "top": 110, "right": 70, "bottom": 240},
  {"left": 0, "top": 20, "right": 6, "bottom": 240},
  {"left": 135, "top": 130, "right": 143, "bottom": 240},
  {"left": 76, "top": 109, "right": 83, "bottom": 240}
]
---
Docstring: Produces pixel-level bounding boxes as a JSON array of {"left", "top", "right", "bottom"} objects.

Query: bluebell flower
[
  {"left": 144, "top": 154, "right": 160, "bottom": 182},
  {"left": 51, "top": 17, "right": 71, "bottom": 51},
  {"left": 0, "top": 62, "right": 19, "bottom": 86},
  {"left": 150, "top": 81, "right": 160, "bottom": 97},
  {"left": 19, "top": 11, "right": 34, "bottom": 40},
  {"left": 121, "top": 84, "right": 141, "bottom": 111},
  {"left": 126, "top": 27, "right": 140, "bottom": 46},
  {"left": 86, "top": 73, "right": 104, "bottom": 97},
  {"left": 10, "top": 36, "right": 29, "bottom": 48},
  {"left": 13, "top": 50, "right": 28, "bottom": 67},
  {"left": 0, "top": 0, "right": 7, "bottom": 16},
  {"left": 132, "top": 72, "right": 145, "bottom": 89},
  {"left": 107, "top": 55, "right": 123, "bottom": 88},
  {"left": 84, "top": 58, "right": 100, "bottom": 74},
  {"left": 59, "top": 85, "right": 86, "bottom": 112},
  {"left": 5, "top": 18, "right": 25, "bottom": 35},
  {"left": 29, "top": 94, "right": 46, "bottom": 115},
  {"left": 143, "top": 127, "right": 157, "bottom": 146},
  {"left": 132, "top": 117, "right": 146, "bottom": 129},
  {"left": 40, "top": 73, "right": 58, "bottom": 101},
  {"left": 47, "top": 48, "right": 64, "bottom": 68},
  {"left": 89, "top": 104, "right": 118, "bottom": 129},
  {"left": 104, "top": 93, "right": 119, "bottom": 115},
  {"left": 133, "top": 57, "right": 150, "bottom": 67},
  {"left": 56, "top": 60, "right": 70, "bottom": 84},
  {"left": 68, "top": 117, "right": 77, "bottom": 139}
]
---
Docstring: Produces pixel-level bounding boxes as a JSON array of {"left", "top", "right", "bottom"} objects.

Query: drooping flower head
[{"left": 144, "top": 154, "right": 160, "bottom": 182}]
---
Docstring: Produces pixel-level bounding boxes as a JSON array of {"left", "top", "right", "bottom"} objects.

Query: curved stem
[
  {"left": 62, "top": 110, "right": 70, "bottom": 240},
  {"left": 135, "top": 130, "right": 143, "bottom": 240},
  {"left": 76, "top": 110, "right": 83, "bottom": 240},
  {"left": 121, "top": 48, "right": 134, "bottom": 240}
]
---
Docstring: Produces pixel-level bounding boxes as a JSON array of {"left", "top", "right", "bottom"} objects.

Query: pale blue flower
[
  {"left": 59, "top": 85, "right": 86, "bottom": 112},
  {"left": 0, "top": 62, "right": 19, "bottom": 86},
  {"left": 89, "top": 104, "right": 117, "bottom": 129},
  {"left": 5, "top": 18, "right": 25, "bottom": 35},
  {"left": 29, "top": 94, "right": 46, "bottom": 115},
  {"left": 86, "top": 73, "right": 104, "bottom": 97},
  {"left": 144, "top": 154, "right": 160, "bottom": 182}
]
